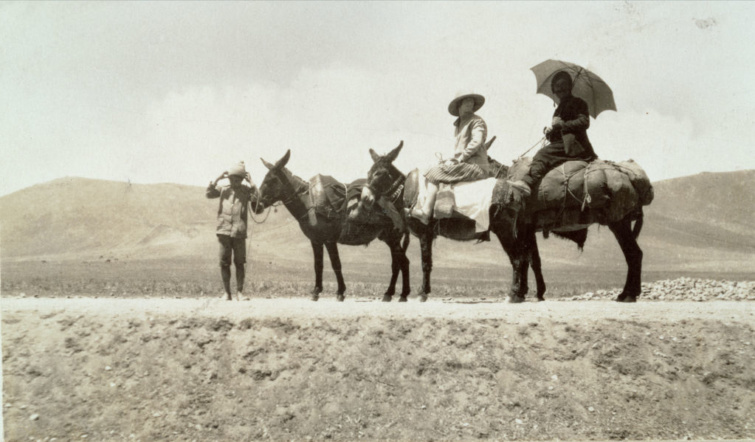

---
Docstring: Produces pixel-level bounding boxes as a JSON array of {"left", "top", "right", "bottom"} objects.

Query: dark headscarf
[{"left": 550, "top": 71, "right": 573, "bottom": 92}]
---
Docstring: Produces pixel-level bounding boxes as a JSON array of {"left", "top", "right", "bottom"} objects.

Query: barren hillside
[{"left": 1, "top": 171, "right": 753, "bottom": 274}]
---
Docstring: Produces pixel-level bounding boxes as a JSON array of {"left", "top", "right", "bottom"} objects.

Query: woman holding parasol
[{"left": 509, "top": 66, "right": 606, "bottom": 196}]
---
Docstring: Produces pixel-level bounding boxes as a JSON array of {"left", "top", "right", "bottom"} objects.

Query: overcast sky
[{"left": 2, "top": 2, "right": 753, "bottom": 196}]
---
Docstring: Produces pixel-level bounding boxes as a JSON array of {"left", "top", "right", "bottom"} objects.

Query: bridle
[
  {"left": 367, "top": 165, "right": 405, "bottom": 205},
  {"left": 251, "top": 170, "right": 309, "bottom": 223}
]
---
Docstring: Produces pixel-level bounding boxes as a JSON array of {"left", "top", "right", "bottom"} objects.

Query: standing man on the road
[{"left": 206, "top": 161, "right": 260, "bottom": 301}]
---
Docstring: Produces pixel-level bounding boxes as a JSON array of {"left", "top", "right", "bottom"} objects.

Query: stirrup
[{"left": 410, "top": 206, "right": 431, "bottom": 225}]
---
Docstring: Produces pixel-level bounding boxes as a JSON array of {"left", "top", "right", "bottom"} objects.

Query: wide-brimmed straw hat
[{"left": 448, "top": 92, "right": 485, "bottom": 116}]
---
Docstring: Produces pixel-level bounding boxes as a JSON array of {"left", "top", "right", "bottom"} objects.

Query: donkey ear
[
  {"left": 484, "top": 135, "right": 496, "bottom": 151},
  {"left": 273, "top": 149, "right": 291, "bottom": 170},
  {"left": 385, "top": 140, "right": 404, "bottom": 163},
  {"left": 261, "top": 158, "right": 275, "bottom": 170},
  {"left": 369, "top": 149, "right": 380, "bottom": 163}
]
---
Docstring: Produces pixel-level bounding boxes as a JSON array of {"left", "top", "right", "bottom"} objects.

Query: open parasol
[{"left": 531, "top": 59, "right": 616, "bottom": 118}]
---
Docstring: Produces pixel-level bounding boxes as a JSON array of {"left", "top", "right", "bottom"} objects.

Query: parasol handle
[{"left": 518, "top": 136, "right": 546, "bottom": 159}]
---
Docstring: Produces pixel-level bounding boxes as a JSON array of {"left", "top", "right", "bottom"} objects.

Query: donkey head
[
  {"left": 361, "top": 140, "right": 404, "bottom": 211},
  {"left": 258, "top": 150, "right": 292, "bottom": 208}
]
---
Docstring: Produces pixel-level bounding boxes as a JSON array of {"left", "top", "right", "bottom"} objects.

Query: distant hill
[
  {"left": 1, "top": 171, "right": 753, "bottom": 274},
  {"left": 0, "top": 177, "right": 301, "bottom": 261},
  {"left": 569, "top": 169, "right": 755, "bottom": 273},
  {"left": 643, "top": 170, "right": 755, "bottom": 251}
]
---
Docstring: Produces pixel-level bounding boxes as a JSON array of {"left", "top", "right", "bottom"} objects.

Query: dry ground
[{"left": 2, "top": 297, "right": 755, "bottom": 441}]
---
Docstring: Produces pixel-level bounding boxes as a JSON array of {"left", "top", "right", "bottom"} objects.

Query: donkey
[
  {"left": 356, "top": 143, "right": 647, "bottom": 303},
  {"left": 258, "top": 149, "right": 411, "bottom": 302},
  {"left": 505, "top": 158, "right": 648, "bottom": 303},
  {"left": 355, "top": 142, "right": 544, "bottom": 302}
]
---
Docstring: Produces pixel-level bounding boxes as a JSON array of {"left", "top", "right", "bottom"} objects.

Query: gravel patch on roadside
[{"left": 560, "top": 277, "right": 755, "bottom": 302}]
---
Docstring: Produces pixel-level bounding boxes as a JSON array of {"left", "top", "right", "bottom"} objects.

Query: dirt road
[{"left": 3, "top": 296, "right": 754, "bottom": 321}]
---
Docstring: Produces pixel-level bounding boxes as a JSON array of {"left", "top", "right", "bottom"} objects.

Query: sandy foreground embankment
[{"left": 3, "top": 297, "right": 754, "bottom": 441}]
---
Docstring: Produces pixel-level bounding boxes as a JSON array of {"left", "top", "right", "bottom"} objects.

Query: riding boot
[
  {"left": 411, "top": 183, "right": 438, "bottom": 225},
  {"left": 507, "top": 180, "right": 531, "bottom": 197}
]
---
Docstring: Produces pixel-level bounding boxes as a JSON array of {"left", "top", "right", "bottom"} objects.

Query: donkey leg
[
  {"left": 419, "top": 228, "right": 433, "bottom": 302},
  {"left": 380, "top": 236, "right": 403, "bottom": 302},
  {"left": 609, "top": 218, "right": 644, "bottom": 303},
  {"left": 513, "top": 249, "right": 531, "bottom": 303},
  {"left": 529, "top": 230, "right": 546, "bottom": 301},
  {"left": 325, "top": 242, "right": 346, "bottom": 301},
  {"left": 311, "top": 241, "right": 324, "bottom": 301},
  {"left": 399, "top": 243, "right": 411, "bottom": 302},
  {"left": 390, "top": 235, "right": 411, "bottom": 303},
  {"left": 496, "top": 229, "right": 527, "bottom": 303}
]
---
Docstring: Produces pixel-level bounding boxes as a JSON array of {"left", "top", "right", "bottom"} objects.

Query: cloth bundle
[{"left": 512, "top": 158, "right": 654, "bottom": 229}]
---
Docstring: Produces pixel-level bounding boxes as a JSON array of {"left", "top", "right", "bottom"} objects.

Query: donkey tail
[
  {"left": 401, "top": 231, "right": 411, "bottom": 252},
  {"left": 632, "top": 209, "right": 644, "bottom": 240}
]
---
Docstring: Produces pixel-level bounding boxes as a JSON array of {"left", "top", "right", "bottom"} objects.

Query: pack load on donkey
[
  {"left": 506, "top": 157, "right": 654, "bottom": 235},
  {"left": 309, "top": 170, "right": 409, "bottom": 244},
  {"left": 307, "top": 174, "right": 346, "bottom": 223}
]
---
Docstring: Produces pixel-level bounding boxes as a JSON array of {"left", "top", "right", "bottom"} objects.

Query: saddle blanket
[
  {"left": 414, "top": 173, "right": 497, "bottom": 232},
  {"left": 309, "top": 174, "right": 347, "bottom": 219}
]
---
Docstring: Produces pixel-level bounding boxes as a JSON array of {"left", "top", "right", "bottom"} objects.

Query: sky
[{"left": 2, "top": 1, "right": 754, "bottom": 197}]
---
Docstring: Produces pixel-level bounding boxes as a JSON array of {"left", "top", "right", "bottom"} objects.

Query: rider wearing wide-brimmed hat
[
  {"left": 411, "top": 92, "right": 490, "bottom": 224},
  {"left": 206, "top": 161, "right": 260, "bottom": 301}
]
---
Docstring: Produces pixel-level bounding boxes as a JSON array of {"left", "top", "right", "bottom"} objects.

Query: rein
[
  {"left": 249, "top": 200, "right": 283, "bottom": 224},
  {"left": 518, "top": 136, "right": 547, "bottom": 159}
]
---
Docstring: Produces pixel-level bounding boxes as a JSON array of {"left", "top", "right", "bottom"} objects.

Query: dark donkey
[
  {"left": 357, "top": 143, "right": 649, "bottom": 303},
  {"left": 258, "top": 149, "right": 411, "bottom": 302},
  {"left": 505, "top": 158, "right": 649, "bottom": 303},
  {"left": 355, "top": 142, "right": 550, "bottom": 302}
]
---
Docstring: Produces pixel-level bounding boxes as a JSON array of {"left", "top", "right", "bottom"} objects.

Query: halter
[
  {"left": 280, "top": 186, "right": 309, "bottom": 207},
  {"left": 254, "top": 168, "right": 312, "bottom": 223},
  {"left": 368, "top": 166, "right": 405, "bottom": 205}
]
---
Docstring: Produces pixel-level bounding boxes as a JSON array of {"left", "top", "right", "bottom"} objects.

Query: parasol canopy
[{"left": 531, "top": 59, "right": 616, "bottom": 118}]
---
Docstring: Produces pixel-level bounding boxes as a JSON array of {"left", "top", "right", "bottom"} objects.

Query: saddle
[
  {"left": 404, "top": 169, "right": 497, "bottom": 233},
  {"left": 308, "top": 174, "right": 347, "bottom": 220}
]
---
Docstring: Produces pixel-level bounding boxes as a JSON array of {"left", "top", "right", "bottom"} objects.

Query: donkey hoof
[
  {"left": 381, "top": 295, "right": 392, "bottom": 302},
  {"left": 337, "top": 295, "right": 345, "bottom": 302},
  {"left": 508, "top": 295, "right": 525, "bottom": 304},
  {"left": 398, "top": 296, "right": 408, "bottom": 303},
  {"left": 537, "top": 295, "right": 546, "bottom": 302},
  {"left": 616, "top": 294, "right": 637, "bottom": 303},
  {"left": 419, "top": 295, "right": 428, "bottom": 303},
  {"left": 311, "top": 295, "right": 319, "bottom": 302}
]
